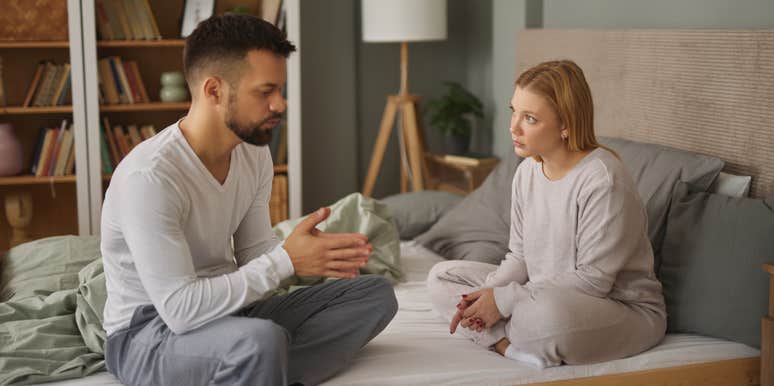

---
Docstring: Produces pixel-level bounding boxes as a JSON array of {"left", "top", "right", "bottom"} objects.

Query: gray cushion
[
  {"left": 381, "top": 191, "right": 463, "bottom": 240},
  {"left": 598, "top": 137, "right": 724, "bottom": 270},
  {"left": 415, "top": 150, "right": 523, "bottom": 264},
  {"left": 659, "top": 182, "right": 774, "bottom": 348}
]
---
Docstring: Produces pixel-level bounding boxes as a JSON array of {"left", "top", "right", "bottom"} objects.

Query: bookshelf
[
  {"left": 0, "top": 0, "right": 302, "bottom": 250},
  {"left": 0, "top": 0, "right": 90, "bottom": 251},
  {"left": 80, "top": 0, "right": 302, "bottom": 234}
]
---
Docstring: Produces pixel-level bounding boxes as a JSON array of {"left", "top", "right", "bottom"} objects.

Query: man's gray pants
[{"left": 104, "top": 275, "right": 398, "bottom": 386}]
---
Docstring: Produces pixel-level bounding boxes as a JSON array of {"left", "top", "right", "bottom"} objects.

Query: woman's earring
[{"left": 561, "top": 133, "right": 568, "bottom": 141}]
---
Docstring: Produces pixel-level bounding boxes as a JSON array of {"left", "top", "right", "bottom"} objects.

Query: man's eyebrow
[{"left": 251, "top": 82, "right": 280, "bottom": 89}]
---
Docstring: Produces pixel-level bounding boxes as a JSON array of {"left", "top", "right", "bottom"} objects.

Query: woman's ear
[{"left": 560, "top": 126, "right": 569, "bottom": 141}]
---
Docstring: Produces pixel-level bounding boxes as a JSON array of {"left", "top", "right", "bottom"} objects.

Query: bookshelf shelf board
[
  {"left": 0, "top": 174, "right": 112, "bottom": 186},
  {"left": 0, "top": 41, "right": 69, "bottom": 48},
  {"left": 97, "top": 39, "right": 185, "bottom": 48},
  {"left": 0, "top": 106, "right": 73, "bottom": 115},
  {"left": 101, "top": 102, "right": 190, "bottom": 112},
  {"left": 273, "top": 165, "right": 288, "bottom": 173}
]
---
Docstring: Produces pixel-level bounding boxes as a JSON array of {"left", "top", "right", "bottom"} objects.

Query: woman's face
[{"left": 509, "top": 86, "right": 565, "bottom": 159}]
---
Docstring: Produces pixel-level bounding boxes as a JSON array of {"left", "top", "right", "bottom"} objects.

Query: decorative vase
[
  {"left": 0, "top": 123, "right": 23, "bottom": 177},
  {"left": 443, "top": 134, "right": 470, "bottom": 155},
  {"left": 159, "top": 71, "right": 189, "bottom": 102}
]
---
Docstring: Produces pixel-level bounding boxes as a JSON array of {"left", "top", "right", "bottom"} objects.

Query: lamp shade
[{"left": 362, "top": 0, "right": 447, "bottom": 42}]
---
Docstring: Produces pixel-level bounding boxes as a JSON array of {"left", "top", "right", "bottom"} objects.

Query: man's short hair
[{"left": 183, "top": 14, "right": 296, "bottom": 87}]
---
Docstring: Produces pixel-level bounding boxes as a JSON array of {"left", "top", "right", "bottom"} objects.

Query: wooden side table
[{"left": 424, "top": 153, "right": 500, "bottom": 195}]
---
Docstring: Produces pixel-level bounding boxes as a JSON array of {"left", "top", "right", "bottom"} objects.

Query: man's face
[{"left": 224, "top": 50, "right": 287, "bottom": 146}]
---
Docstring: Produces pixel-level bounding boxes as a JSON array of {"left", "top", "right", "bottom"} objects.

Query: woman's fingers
[{"left": 450, "top": 309, "right": 464, "bottom": 333}]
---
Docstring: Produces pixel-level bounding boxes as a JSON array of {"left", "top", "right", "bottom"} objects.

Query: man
[{"left": 100, "top": 14, "right": 397, "bottom": 386}]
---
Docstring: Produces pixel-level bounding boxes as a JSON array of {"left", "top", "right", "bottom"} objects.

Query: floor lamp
[{"left": 361, "top": 0, "right": 447, "bottom": 197}]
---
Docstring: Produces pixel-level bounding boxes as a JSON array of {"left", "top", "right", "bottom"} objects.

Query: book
[
  {"left": 98, "top": 0, "right": 125, "bottom": 40},
  {"left": 126, "top": 125, "right": 143, "bottom": 148},
  {"left": 139, "top": 0, "right": 161, "bottom": 39},
  {"left": 108, "top": 57, "right": 133, "bottom": 104},
  {"left": 54, "top": 129, "right": 74, "bottom": 176},
  {"left": 94, "top": 0, "right": 115, "bottom": 40},
  {"left": 98, "top": 58, "right": 120, "bottom": 104},
  {"left": 30, "top": 62, "right": 54, "bottom": 107},
  {"left": 29, "top": 128, "right": 47, "bottom": 175},
  {"left": 45, "top": 120, "right": 68, "bottom": 176},
  {"left": 100, "top": 129, "right": 114, "bottom": 174},
  {"left": 35, "top": 128, "right": 56, "bottom": 177},
  {"left": 262, "top": 0, "right": 282, "bottom": 25},
  {"left": 56, "top": 73, "right": 72, "bottom": 106},
  {"left": 113, "top": 125, "right": 130, "bottom": 157},
  {"left": 126, "top": 61, "right": 149, "bottom": 103},
  {"left": 65, "top": 141, "right": 76, "bottom": 175},
  {"left": 103, "top": 117, "right": 121, "bottom": 166},
  {"left": 22, "top": 62, "right": 46, "bottom": 107},
  {"left": 50, "top": 64, "right": 71, "bottom": 107},
  {"left": 122, "top": 60, "right": 144, "bottom": 103}
]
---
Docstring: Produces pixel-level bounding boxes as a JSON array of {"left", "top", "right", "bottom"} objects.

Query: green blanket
[{"left": 0, "top": 193, "right": 400, "bottom": 385}]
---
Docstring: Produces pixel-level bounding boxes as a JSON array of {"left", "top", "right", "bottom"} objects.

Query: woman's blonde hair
[{"left": 515, "top": 60, "right": 617, "bottom": 161}]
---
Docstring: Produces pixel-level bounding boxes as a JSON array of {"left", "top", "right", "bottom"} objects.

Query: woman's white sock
[{"left": 503, "top": 344, "right": 560, "bottom": 368}]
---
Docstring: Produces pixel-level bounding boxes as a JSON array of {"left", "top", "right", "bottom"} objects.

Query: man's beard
[{"left": 225, "top": 95, "right": 282, "bottom": 146}]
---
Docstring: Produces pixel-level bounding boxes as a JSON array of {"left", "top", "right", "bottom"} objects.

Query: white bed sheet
[{"left": 38, "top": 242, "right": 759, "bottom": 386}]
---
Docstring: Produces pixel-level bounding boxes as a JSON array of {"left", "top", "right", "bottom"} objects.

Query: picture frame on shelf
[{"left": 180, "top": 0, "right": 216, "bottom": 38}]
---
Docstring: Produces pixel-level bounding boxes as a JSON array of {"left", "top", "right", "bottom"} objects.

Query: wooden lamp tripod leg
[
  {"left": 362, "top": 96, "right": 399, "bottom": 197},
  {"left": 401, "top": 99, "right": 425, "bottom": 191}
]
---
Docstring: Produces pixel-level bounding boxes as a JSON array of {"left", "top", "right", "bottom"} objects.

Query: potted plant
[{"left": 425, "top": 81, "right": 484, "bottom": 155}]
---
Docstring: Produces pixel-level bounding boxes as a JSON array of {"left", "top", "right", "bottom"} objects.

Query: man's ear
[{"left": 201, "top": 76, "right": 224, "bottom": 105}]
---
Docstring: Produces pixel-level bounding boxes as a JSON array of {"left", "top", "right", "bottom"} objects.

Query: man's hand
[
  {"left": 283, "top": 207, "right": 372, "bottom": 279},
  {"left": 449, "top": 288, "right": 503, "bottom": 333}
]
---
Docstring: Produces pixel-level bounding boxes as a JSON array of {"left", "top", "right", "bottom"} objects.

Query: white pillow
[{"left": 709, "top": 172, "right": 752, "bottom": 197}]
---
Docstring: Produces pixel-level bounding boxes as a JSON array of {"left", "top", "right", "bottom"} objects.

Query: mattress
[{"left": 37, "top": 242, "right": 759, "bottom": 386}]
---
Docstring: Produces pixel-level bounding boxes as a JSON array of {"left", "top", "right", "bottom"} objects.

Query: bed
[
  {"left": 10, "top": 28, "right": 774, "bottom": 385},
  {"left": 27, "top": 241, "right": 763, "bottom": 386}
]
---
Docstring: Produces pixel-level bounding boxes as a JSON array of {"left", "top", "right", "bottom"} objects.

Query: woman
[{"left": 427, "top": 60, "right": 666, "bottom": 367}]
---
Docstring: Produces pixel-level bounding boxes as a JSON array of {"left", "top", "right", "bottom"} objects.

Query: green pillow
[
  {"left": 659, "top": 182, "right": 774, "bottom": 348},
  {"left": 273, "top": 192, "right": 403, "bottom": 283}
]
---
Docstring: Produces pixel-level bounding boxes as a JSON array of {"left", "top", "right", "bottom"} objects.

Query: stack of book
[
  {"left": 97, "top": 56, "right": 150, "bottom": 104},
  {"left": 101, "top": 117, "right": 157, "bottom": 173},
  {"left": 29, "top": 120, "right": 76, "bottom": 177},
  {"left": 94, "top": 0, "right": 161, "bottom": 40},
  {"left": 23, "top": 62, "right": 72, "bottom": 107}
]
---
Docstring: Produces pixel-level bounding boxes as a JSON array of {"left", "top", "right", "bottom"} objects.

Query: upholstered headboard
[{"left": 516, "top": 29, "right": 774, "bottom": 197}]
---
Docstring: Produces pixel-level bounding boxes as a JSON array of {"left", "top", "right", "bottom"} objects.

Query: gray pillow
[
  {"left": 381, "top": 191, "right": 463, "bottom": 240},
  {"left": 659, "top": 182, "right": 774, "bottom": 348},
  {"left": 415, "top": 150, "right": 523, "bottom": 264},
  {"left": 598, "top": 137, "right": 724, "bottom": 270}
]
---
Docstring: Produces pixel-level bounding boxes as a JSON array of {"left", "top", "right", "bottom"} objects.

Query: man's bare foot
[{"left": 494, "top": 338, "right": 510, "bottom": 356}]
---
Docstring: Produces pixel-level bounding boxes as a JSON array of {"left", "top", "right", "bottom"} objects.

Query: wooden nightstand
[{"left": 424, "top": 153, "right": 500, "bottom": 195}]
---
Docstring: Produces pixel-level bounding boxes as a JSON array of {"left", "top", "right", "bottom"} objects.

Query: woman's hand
[{"left": 449, "top": 288, "right": 503, "bottom": 333}]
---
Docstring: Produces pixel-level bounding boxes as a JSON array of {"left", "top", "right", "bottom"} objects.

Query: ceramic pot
[
  {"left": 0, "top": 123, "right": 23, "bottom": 176},
  {"left": 159, "top": 71, "right": 189, "bottom": 102},
  {"left": 442, "top": 134, "right": 470, "bottom": 155}
]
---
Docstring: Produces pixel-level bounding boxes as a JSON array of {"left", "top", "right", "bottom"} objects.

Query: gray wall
[
  {"left": 300, "top": 0, "right": 774, "bottom": 211},
  {"left": 299, "top": 0, "right": 359, "bottom": 212},
  {"left": 542, "top": 0, "right": 774, "bottom": 28},
  {"left": 491, "top": 0, "right": 774, "bottom": 159},
  {"left": 355, "top": 0, "right": 488, "bottom": 199}
]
